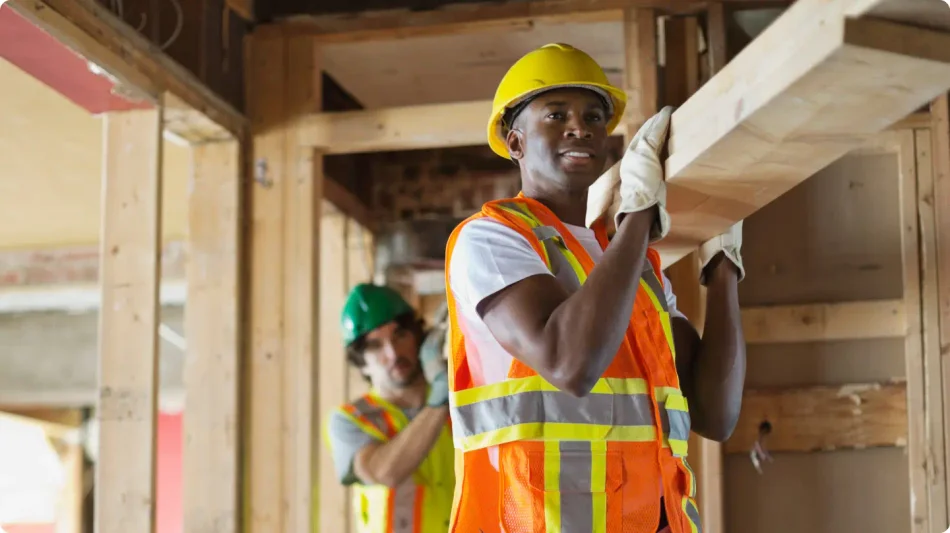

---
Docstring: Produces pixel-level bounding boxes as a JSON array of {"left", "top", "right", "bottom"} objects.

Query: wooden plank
[
  {"left": 324, "top": 178, "right": 377, "bottom": 233},
  {"left": 283, "top": 36, "right": 322, "bottom": 533},
  {"left": 933, "top": 93, "right": 950, "bottom": 520},
  {"left": 662, "top": 9, "right": 950, "bottom": 267},
  {"left": 183, "top": 140, "right": 241, "bottom": 533},
  {"left": 96, "top": 107, "right": 163, "bottom": 533},
  {"left": 915, "top": 128, "right": 949, "bottom": 529},
  {"left": 245, "top": 34, "right": 285, "bottom": 533},
  {"left": 741, "top": 300, "right": 906, "bottom": 344},
  {"left": 723, "top": 381, "right": 909, "bottom": 454},
  {"left": 8, "top": 0, "right": 246, "bottom": 141},
  {"left": 259, "top": 0, "right": 785, "bottom": 42},
  {"left": 899, "top": 128, "right": 930, "bottom": 533},
  {"left": 623, "top": 8, "right": 658, "bottom": 129}
]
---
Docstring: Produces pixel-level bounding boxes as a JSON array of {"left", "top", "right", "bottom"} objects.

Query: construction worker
[
  {"left": 325, "top": 283, "right": 456, "bottom": 533},
  {"left": 443, "top": 43, "right": 747, "bottom": 532}
]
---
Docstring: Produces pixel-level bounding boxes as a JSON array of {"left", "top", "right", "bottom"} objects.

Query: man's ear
[{"left": 506, "top": 128, "right": 525, "bottom": 160}]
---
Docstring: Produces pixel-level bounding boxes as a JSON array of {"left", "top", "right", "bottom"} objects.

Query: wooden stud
[
  {"left": 915, "top": 128, "right": 949, "bottom": 530},
  {"left": 899, "top": 128, "right": 929, "bottom": 533},
  {"left": 324, "top": 178, "right": 377, "bottom": 233},
  {"left": 741, "top": 299, "right": 907, "bottom": 344},
  {"left": 183, "top": 140, "right": 241, "bottom": 533},
  {"left": 96, "top": 106, "right": 164, "bottom": 533},
  {"left": 933, "top": 93, "right": 950, "bottom": 520},
  {"left": 705, "top": 3, "right": 727, "bottom": 76},
  {"left": 244, "top": 33, "right": 323, "bottom": 533},
  {"left": 623, "top": 8, "right": 658, "bottom": 129},
  {"left": 723, "top": 381, "right": 909, "bottom": 454}
]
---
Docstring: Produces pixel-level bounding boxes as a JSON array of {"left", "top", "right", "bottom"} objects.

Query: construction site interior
[{"left": 1, "top": 0, "right": 949, "bottom": 532}]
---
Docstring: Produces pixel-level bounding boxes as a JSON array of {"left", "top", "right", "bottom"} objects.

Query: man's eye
[{"left": 547, "top": 112, "right": 564, "bottom": 120}]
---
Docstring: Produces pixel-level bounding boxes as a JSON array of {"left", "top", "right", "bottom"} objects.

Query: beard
[{"left": 389, "top": 358, "right": 423, "bottom": 388}]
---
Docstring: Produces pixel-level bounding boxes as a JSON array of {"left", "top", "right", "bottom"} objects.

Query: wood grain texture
[
  {"left": 915, "top": 128, "right": 949, "bottom": 529},
  {"left": 723, "top": 381, "right": 909, "bottom": 454},
  {"left": 932, "top": 93, "right": 950, "bottom": 521},
  {"left": 663, "top": 10, "right": 950, "bottom": 266},
  {"left": 741, "top": 300, "right": 906, "bottom": 344},
  {"left": 96, "top": 107, "right": 163, "bottom": 533},
  {"left": 183, "top": 140, "right": 240, "bottom": 533},
  {"left": 898, "top": 128, "right": 929, "bottom": 533}
]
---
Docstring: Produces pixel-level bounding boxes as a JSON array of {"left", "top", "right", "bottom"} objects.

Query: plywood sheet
[
  {"left": 746, "top": 339, "right": 906, "bottom": 387},
  {"left": 323, "top": 20, "right": 623, "bottom": 108},
  {"left": 725, "top": 448, "right": 909, "bottom": 533},
  {"left": 739, "top": 151, "right": 903, "bottom": 306}
]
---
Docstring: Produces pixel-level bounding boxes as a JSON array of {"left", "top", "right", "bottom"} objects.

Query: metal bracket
[
  {"left": 750, "top": 420, "right": 774, "bottom": 474},
  {"left": 254, "top": 158, "right": 273, "bottom": 189}
]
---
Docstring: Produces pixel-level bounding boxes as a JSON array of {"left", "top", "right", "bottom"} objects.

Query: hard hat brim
[{"left": 487, "top": 82, "right": 627, "bottom": 159}]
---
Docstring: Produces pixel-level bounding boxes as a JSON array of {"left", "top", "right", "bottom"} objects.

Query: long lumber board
[
  {"left": 661, "top": 0, "right": 950, "bottom": 265},
  {"left": 297, "top": 0, "right": 950, "bottom": 266}
]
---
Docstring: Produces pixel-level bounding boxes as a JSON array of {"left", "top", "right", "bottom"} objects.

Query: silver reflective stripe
[
  {"left": 532, "top": 225, "right": 561, "bottom": 241},
  {"left": 668, "top": 408, "right": 691, "bottom": 444},
  {"left": 685, "top": 497, "right": 703, "bottom": 533},
  {"left": 559, "top": 441, "right": 594, "bottom": 533},
  {"left": 391, "top": 481, "right": 418, "bottom": 533},
  {"left": 451, "top": 390, "right": 655, "bottom": 439},
  {"left": 641, "top": 269, "right": 669, "bottom": 312}
]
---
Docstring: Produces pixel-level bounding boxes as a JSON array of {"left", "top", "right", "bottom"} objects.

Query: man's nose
[{"left": 565, "top": 116, "right": 593, "bottom": 139}]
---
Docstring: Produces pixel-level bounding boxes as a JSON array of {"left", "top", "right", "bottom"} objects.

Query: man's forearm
[
  {"left": 355, "top": 406, "right": 448, "bottom": 487},
  {"left": 541, "top": 209, "right": 656, "bottom": 395},
  {"left": 693, "top": 258, "right": 746, "bottom": 441}
]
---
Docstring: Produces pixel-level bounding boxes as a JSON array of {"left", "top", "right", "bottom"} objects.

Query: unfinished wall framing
[{"left": 717, "top": 125, "right": 948, "bottom": 533}]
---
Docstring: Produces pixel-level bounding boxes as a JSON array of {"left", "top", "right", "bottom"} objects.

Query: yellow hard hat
[{"left": 487, "top": 43, "right": 627, "bottom": 159}]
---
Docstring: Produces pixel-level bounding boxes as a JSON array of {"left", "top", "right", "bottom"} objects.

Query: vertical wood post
[
  {"left": 183, "top": 139, "right": 242, "bottom": 533},
  {"left": 96, "top": 106, "right": 164, "bottom": 533},
  {"left": 931, "top": 95, "right": 950, "bottom": 518},
  {"left": 245, "top": 32, "right": 323, "bottom": 533}
]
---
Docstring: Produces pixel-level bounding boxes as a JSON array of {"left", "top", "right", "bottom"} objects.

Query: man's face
[
  {"left": 360, "top": 320, "right": 423, "bottom": 389},
  {"left": 506, "top": 88, "right": 610, "bottom": 190}
]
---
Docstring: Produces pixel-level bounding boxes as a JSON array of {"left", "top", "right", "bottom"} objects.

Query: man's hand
[
  {"left": 419, "top": 304, "right": 450, "bottom": 407},
  {"left": 698, "top": 221, "right": 745, "bottom": 285},
  {"left": 586, "top": 106, "right": 674, "bottom": 241}
]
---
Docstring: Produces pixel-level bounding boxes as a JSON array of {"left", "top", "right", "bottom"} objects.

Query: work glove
[
  {"left": 698, "top": 221, "right": 745, "bottom": 285},
  {"left": 586, "top": 106, "right": 674, "bottom": 241},
  {"left": 419, "top": 302, "right": 450, "bottom": 408}
]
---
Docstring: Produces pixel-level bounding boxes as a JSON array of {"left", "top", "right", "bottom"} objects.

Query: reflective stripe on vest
[
  {"left": 449, "top": 202, "right": 691, "bottom": 458},
  {"left": 339, "top": 393, "right": 455, "bottom": 533}
]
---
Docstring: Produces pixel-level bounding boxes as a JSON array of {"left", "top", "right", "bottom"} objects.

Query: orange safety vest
[{"left": 443, "top": 195, "right": 702, "bottom": 533}]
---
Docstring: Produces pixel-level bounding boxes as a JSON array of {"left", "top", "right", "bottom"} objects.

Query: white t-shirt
[{"left": 447, "top": 216, "right": 686, "bottom": 390}]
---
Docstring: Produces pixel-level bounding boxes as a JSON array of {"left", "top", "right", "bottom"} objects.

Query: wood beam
[
  {"left": 8, "top": 0, "right": 246, "bottom": 142},
  {"left": 96, "top": 106, "right": 164, "bottom": 533},
  {"left": 226, "top": 0, "right": 254, "bottom": 21},
  {"left": 183, "top": 140, "right": 241, "bottom": 533},
  {"left": 916, "top": 127, "right": 949, "bottom": 529},
  {"left": 258, "top": 0, "right": 787, "bottom": 42},
  {"left": 933, "top": 93, "right": 950, "bottom": 521},
  {"left": 723, "top": 381, "right": 909, "bottom": 454},
  {"left": 899, "top": 127, "right": 932, "bottom": 533},
  {"left": 741, "top": 299, "right": 906, "bottom": 344},
  {"left": 245, "top": 33, "right": 322, "bottom": 533}
]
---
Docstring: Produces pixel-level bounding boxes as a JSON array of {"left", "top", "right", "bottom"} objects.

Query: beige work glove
[
  {"left": 586, "top": 106, "right": 674, "bottom": 242},
  {"left": 698, "top": 221, "right": 745, "bottom": 285},
  {"left": 420, "top": 302, "right": 450, "bottom": 407}
]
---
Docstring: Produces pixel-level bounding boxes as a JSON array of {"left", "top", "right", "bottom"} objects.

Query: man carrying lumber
[
  {"left": 325, "top": 283, "right": 458, "bottom": 533},
  {"left": 443, "top": 43, "right": 747, "bottom": 533}
]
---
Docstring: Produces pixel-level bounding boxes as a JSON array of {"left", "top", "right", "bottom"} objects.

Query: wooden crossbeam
[
  {"left": 260, "top": 0, "right": 788, "bottom": 42},
  {"left": 723, "top": 381, "right": 909, "bottom": 454},
  {"left": 8, "top": 0, "right": 246, "bottom": 141},
  {"left": 741, "top": 299, "right": 906, "bottom": 344}
]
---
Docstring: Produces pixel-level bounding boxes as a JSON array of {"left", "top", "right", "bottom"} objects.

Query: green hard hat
[{"left": 341, "top": 283, "right": 414, "bottom": 346}]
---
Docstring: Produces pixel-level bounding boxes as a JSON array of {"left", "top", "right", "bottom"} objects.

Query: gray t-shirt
[{"left": 327, "top": 403, "right": 422, "bottom": 486}]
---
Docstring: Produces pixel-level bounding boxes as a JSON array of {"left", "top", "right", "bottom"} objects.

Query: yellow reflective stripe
[
  {"left": 544, "top": 440, "right": 561, "bottom": 533},
  {"left": 507, "top": 202, "right": 589, "bottom": 284},
  {"left": 669, "top": 439, "right": 689, "bottom": 456},
  {"left": 639, "top": 277, "right": 664, "bottom": 312},
  {"left": 660, "top": 311, "right": 677, "bottom": 360},
  {"left": 665, "top": 392, "right": 689, "bottom": 413},
  {"left": 682, "top": 457, "right": 697, "bottom": 498},
  {"left": 683, "top": 497, "right": 702, "bottom": 533},
  {"left": 654, "top": 386, "right": 681, "bottom": 402},
  {"left": 452, "top": 376, "right": 648, "bottom": 406},
  {"left": 496, "top": 204, "right": 553, "bottom": 268},
  {"left": 455, "top": 422, "right": 657, "bottom": 451},
  {"left": 336, "top": 409, "right": 389, "bottom": 442},
  {"left": 590, "top": 440, "right": 607, "bottom": 533}
]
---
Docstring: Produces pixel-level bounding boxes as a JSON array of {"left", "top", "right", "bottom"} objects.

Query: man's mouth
[{"left": 561, "top": 150, "right": 597, "bottom": 164}]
